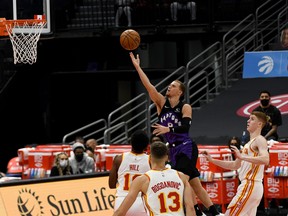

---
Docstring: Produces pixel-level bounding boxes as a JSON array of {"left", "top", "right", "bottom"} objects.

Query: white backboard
[{"left": 12, "top": 0, "right": 51, "bottom": 34}]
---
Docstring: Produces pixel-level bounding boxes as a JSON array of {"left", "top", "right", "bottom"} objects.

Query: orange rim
[{"left": 0, "top": 18, "right": 46, "bottom": 36}]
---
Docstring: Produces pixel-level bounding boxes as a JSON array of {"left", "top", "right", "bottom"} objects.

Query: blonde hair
[
  {"left": 54, "top": 152, "right": 71, "bottom": 176},
  {"left": 251, "top": 111, "right": 268, "bottom": 129}
]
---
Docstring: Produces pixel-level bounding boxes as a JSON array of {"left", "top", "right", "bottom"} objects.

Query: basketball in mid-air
[{"left": 120, "top": 29, "right": 141, "bottom": 51}]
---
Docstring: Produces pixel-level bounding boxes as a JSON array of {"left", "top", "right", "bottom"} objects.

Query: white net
[{"left": 5, "top": 21, "right": 46, "bottom": 65}]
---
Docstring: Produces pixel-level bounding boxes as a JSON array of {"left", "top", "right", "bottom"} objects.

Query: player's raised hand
[
  {"left": 152, "top": 123, "right": 169, "bottom": 136},
  {"left": 129, "top": 52, "right": 140, "bottom": 68},
  {"left": 230, "top": 145, "right": 242, "bottom": 159},
  {"left": 202, "top": 151, "right": 213, "bottom": 162}
]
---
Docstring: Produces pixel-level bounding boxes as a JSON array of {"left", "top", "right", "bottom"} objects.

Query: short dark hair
[
  {"left": 130, "top": 130, "right": 149, "bottom": 153},
  {"left": 150, "top": 141, "right": 168, "bottom": 159},
  {"left": 175, "top": 80, "right": 185, "bottom": 97},
  {"left": 259, "top": 90, "right": 271, "bottom": 97},
  {"left": 150, "top": 134, "right": 164, "bottom": 143}
]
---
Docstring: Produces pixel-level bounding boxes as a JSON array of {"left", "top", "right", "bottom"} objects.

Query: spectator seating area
[{"left": 5, "top": 140, "right": 288, "bottom": 213}]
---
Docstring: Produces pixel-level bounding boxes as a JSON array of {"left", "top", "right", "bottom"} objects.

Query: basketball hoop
[{"left": 2, "top": 16, "right": 46, "bottom": 65}]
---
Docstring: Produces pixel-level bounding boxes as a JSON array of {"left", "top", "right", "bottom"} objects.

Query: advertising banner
[
  {"left": 243, "top": 51, "right": 288, "bottom": 78},
  {"left": 0, "top": 176, "right": 115, "bottom": 216}
]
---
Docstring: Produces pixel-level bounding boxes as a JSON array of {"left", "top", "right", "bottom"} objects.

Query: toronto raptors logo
[{"left": 237, "top": 94, "right": 288, "bottom": 117}]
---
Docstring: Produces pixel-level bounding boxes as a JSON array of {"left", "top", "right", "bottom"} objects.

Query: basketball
[{"left": 120, "top": 29, "right": 141, "bottom": 51}]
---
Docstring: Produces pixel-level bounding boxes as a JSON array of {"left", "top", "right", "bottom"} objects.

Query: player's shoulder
[
  {"left": 256, "top": 134, "right": 267, "bottom": 140},
  {"left": 254, "top": 135, "right": 268, "bottom": 146},
  {"left": 175, "top": 170, "right": 189, "bottom": 182},
  {"left": 167, "top": 168, "right": 184, "bottom": 177},
  {"left": 114, "top": 153, "right": 123, "bottom": 164},
  {"left": 183, "top": 103, "right": 192, "bottom": 108},
  {"left": 141, "top": 172, "right": 152, "bottom": 182},
  {"left": 176, "top": 170, "right": 185, "bottom": 177},
  {"left": 181, "top": 103, "right": 192, "bottom": 112}
]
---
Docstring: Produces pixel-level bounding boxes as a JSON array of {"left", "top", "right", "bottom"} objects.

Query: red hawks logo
[{"left": 237, "top": 94, "right": 288, "bottom": 117}]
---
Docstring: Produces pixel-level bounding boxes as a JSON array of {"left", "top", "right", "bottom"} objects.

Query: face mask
[
  {"left": 229, "top": 143, "right": 241, "bottom": 150},
  {"left": 260, "top": 99, "right": 269, "bottom": 107},
  {"left": 75, "top": 154, "right": 84, "bottom": 162},
  {"left": 59, "top": 160, "right": 68, "bottom": 168}
]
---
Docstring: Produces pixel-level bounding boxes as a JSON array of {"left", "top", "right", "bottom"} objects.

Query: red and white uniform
[
  {"left": 143, "top": 169, "right": 185, "bottom": 216},
  {"left": 225, "top": 137, "right": 265, "bottom": 216},
  {"left": 114, "top": 152, "right": 150, "bottom": 216}
]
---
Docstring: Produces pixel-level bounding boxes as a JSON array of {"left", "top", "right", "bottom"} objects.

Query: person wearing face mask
[
  {"left": 253, "top": 90, "right": 282, "bottom": 141},
  {"left": 69, "top": 142, "right": 95, "bottom": 174},
  {"left": 50, "top": 152, "right": 72, "bottom": 176},
  {"left": 280, "top": 28, "right": 288, "bottom": 48},
  {"left": 203, "top": 111, "right": 269, "bottom": 216},
  {"left": 227, "top": 136, "right": 242, "bottom": 161}
]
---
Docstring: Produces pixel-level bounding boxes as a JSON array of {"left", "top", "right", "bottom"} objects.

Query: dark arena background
[
  {"left": 0, "top": 0, "right": 288, "bottom": 215},
  {"left": 0, "top": 0, "right": 263, "bottom": 162}
]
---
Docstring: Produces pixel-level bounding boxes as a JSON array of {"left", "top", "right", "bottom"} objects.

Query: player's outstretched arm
[
  {"left": 129, "top": 52, "right": 164, "bottom": 107},
  {"left": 113, "top": 175, "right": 148, "bottom": 216},
  {"left": 108, "top": 154, "right": 122, "bottom": 188},
  {"left": 236, "top": 136, "right": 269, "bottom": 165},
  {"left": 202, "top": 150, "right": 241, "bottom": 170}
]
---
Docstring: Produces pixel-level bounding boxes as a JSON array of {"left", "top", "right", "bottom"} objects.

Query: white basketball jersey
[
  {"left": 143, "top": 169, "right": 185, "bottom": 216},
  {"left": 238, "top": 137, "right": 265, "bottom": 182},
  {"left": 116, "top": 152, "right": 150, "bottom": 197}
]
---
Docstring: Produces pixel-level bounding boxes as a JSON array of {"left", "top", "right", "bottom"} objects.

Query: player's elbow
[
  {"left": 113, "top": 209, "right": 122, "bottom": 216},
  {"left": 108, "top": 181, "right": 116, "bottom": 189},
  {"left": 231, "top": 160, "right": 241, "bottom": 170},
  {"left": 264, "top": 157, "right": 270, "bottom": 166},
  {"left": 261, "top": 154, "right": 270, "bottom": 166},
  {"left": 109, "top": 184, "right": 116, "bottom": 189}
]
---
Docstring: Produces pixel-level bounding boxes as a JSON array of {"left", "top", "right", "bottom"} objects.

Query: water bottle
[
  {"left": 279, "top": 166, "right": 284, "bottom": 176},
  {"left": 208, "top": 171, "right": 214, "bottom": 181},
  {"left": 274, "top": 166, "right": 280, "bottom": 176},
  {"left": 284, "top": 166, "right": 288, "bottom": 176},
  {"left": 200, "top": 171, "right": 204, "bottom": 181},
  {"left": 30, "top": 168, "right": 35, "bottom": 179},
  {"left": 204, "top": 171, "right": 208, "bottom": 181}
]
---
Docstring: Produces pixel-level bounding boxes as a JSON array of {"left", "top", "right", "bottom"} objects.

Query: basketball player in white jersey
[
  {"left": 109, "top": 130, "right": 151, "bottom": 216},
  {"left": 203, "top": 111, "right": 270, "bottom": 216},
  {"left": 113, "top": 141, "right": 196, "bottom": 216}
]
